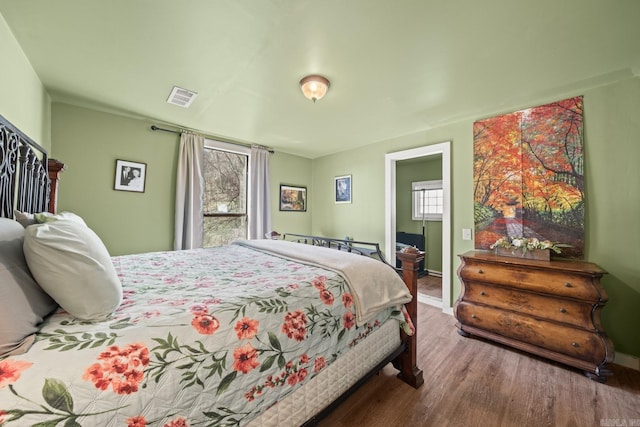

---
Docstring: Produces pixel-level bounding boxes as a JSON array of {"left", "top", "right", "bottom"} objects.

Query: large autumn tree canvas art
[{"left": 473, "top": 96, "right": 585, "bottom": 259}]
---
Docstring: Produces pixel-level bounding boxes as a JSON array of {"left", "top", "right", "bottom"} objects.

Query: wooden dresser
[{"left": 454, "top": 251, "right": 614, "bottom": 382}]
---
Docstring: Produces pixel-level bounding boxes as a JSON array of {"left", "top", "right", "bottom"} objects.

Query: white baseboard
[
  {"left": 615, "top": 352, "right": 640, "bottom": 371},
  {"left": 417, "top": 293, "right": 441, "bottom": 308},
  {"left": 417, "top": 292, "right": 454, "bottom": 315}
]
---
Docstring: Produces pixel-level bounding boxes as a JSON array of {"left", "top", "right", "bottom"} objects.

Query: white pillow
[
  {"left": 13, "top": 210, "right": 87, "bottom": 228},
  {"left": 34, "top": 211, "right": 87, "bottom": 225},
  {"left": 23, "top": 219, "right": 122, "bottom": 320}
]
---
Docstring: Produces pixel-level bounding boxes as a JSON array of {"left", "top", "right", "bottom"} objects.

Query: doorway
[{"left": 385, "top": 142, "right": 452, "bottom": 313}]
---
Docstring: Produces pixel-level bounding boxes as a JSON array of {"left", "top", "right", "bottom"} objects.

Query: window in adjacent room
[
  {"left": 203, "top": 141, "right": 249, "bottom": 247},
  {"left": 412, "top": 180, "right": 443, "bottom": 221}
]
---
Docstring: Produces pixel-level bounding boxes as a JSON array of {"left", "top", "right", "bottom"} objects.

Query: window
[
  {"left": 203, "top": 141, "right": 249, "bottom": 247},
  {"left": 412, "top": 180, "right": 443, "bottom": 221}
]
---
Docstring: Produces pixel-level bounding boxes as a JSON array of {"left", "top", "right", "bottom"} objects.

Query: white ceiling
[{"left": 1, "top": 0, "right": 639, "bottom": 158}]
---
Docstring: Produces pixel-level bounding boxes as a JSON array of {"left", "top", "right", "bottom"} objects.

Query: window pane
[
  {"left": 204, "top": 216, "right": 247, "bottom": 247},
  {"left": 203, "top": 148, "right": 248, "bottom": 247},
  {"left": 203, "top": 149, "right": 247, "bottom": 214},
  {"left": 412, "top": 180, "right": 443, "bottom": 220}
]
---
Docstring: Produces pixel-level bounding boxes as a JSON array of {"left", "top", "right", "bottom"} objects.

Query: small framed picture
[
  {"left": 279, "top": 184, "right": 307, "bottom": 211},
  {"left": 334, "top": 175, "right": 352, "bottom": 204},
  {"left": 114, "top": 159, "right": 147, "bottom": 193}
]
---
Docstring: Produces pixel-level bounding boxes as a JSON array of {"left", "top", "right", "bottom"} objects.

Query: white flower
[
  {"left": 526, "top": 238, "right": 540, "bottom": 249},
  {"left": 489, "top": 237, "right": 507, "bottom": 249},
  {"left": 490, "top": 236, "right": 569, "bottom": 255}
]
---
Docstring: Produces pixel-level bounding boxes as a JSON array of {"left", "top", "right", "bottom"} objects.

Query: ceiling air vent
[{"left": 166, "top": 86, "right": 198, "bottom": 108}]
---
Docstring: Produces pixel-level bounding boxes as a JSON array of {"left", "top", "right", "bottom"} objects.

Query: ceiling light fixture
[{"left": 299, "top": 75, "right": 330, "bottom": 103}]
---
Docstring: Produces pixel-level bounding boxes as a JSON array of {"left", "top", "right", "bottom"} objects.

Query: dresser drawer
[
  {"left": 456, "top": 302, "right": 607, "bottom": 363},
  {"left": 463, "top": 282, "right": 595, "bottom": 330},
  {"left": 459, "top": 259, "right": 603, "bottom": 301}
]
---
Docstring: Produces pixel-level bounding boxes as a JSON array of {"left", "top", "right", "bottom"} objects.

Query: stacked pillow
[
  {"left": 0, "top": 211, "right": 123, "bottom": 357},
  {"left": 0, "top": 218, "right": 58, "bottom": 357},
  {"left": 14, "top": 210, "right": 87, "bottom": 227},
  {"left": 13, "top": 209, "right": 38, "bottom": 227},
  {"left": 22, "top": 211, "right": 123, "bottom": 321}
]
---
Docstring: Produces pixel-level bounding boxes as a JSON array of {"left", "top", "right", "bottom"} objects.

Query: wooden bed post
[
  {"left": 394, "top": 250, "right": 424, "bottom": 389},
  {"left": 47, "top": 158, "right": 65, "bottom": 214}
]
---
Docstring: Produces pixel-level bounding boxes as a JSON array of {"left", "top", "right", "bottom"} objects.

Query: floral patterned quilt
[{"left": 0, "top": 244, "right": 410, "bottom": 427}]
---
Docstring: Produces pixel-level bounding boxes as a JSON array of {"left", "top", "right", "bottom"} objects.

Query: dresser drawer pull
[
  {"left": 480, "top": 291, "right": 486, "bottom": 296},
  {"left": 572, "top": 342, "right": 580, "bottom": 348},
  {"left": 478, "top": 269, "right": 484, "bottom": 274},
  {"left": 559, "top": 308, "right": 567, "bottom": 313},
  {"left": 564, "top": 282, "right": 573, "bottom": 288},
  {"left": 471, "top": 314, "right": 477, "bottom": 319}
]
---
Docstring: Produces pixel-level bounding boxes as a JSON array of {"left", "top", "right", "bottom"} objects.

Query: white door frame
[{"left": 385, "top": 142, "right": 452, "bottom": 313}]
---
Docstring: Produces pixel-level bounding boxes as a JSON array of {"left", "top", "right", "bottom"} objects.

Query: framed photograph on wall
[
  {"left": 334, "top": 175, "right": 352, "bottom": 204},
  {"left": 279, "top": 184, "right": 307, "bottom": 211},
  {"left": 114, "top": 159, "right": 147, "bottom": 193}
]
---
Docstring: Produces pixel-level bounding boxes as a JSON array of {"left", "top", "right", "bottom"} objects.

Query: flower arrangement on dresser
[{"left": 489, "top": 236, "right": 570, "bottom": 260}]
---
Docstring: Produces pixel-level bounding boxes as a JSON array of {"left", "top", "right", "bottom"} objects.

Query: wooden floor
[
  {"left": 318, "top": 303, "right": 640, "bottom": 427},
  {"left": 417, "top": 274, "right": 442, "bottom": 299}
]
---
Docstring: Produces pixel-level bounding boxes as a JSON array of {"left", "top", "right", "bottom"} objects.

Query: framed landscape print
[
  {"left": 334, "top": 175, "right": 352, "bottom": 204},
  {"left": 279, "top": 184, "right": 307, "bottom": 211},
  {"left": 114, "top": 159, "right": 147, "bottom": 193}
]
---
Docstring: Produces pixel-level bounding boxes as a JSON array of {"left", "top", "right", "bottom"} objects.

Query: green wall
[
  {"left": 311, "top": 76, "right": 640, "bottom": 358},
  {"left": 0, "top": 14, "right": 51, "bottom": 150},
  {"left": 51, "top": 103, "right": 178, "bottom": 256},
  {"left": 396, "top": 156, "right": 443, "bottom": 272},
  {"left": 51, "top": 103, "right": 314, "bottom": 256},
  {"left": 581, "top": 77, "right": 640, "bottom": 359},
  {"left": 311, "top": 147, "right": 385, "bottom": 240},
  {"left": 270, "top": 152, "right": 313, "bottom": 236}
]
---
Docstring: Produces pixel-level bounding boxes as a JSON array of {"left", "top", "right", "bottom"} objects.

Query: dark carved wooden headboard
[{"left": 0, "top": 115, "right": 51, "bottom": 217}]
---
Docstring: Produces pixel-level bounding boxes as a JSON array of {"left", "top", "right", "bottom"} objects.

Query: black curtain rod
[
  {"left": 150, "top": 125, "right": 274, "bottom": 153},
  {"left": 150, "top": 125, "right": 180, "bottom": 135}
]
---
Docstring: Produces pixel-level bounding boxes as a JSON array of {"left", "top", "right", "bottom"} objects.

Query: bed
[{"left": 0, "top": 115, "right": 423, "bottom": 426}]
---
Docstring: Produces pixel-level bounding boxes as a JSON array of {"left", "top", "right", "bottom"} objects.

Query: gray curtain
[
  {"left": 249, "top": 145, "right": 271, "bottom": 239},
  {"left": 174, "top": 132, "right": 205, "bottom": 250}
]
